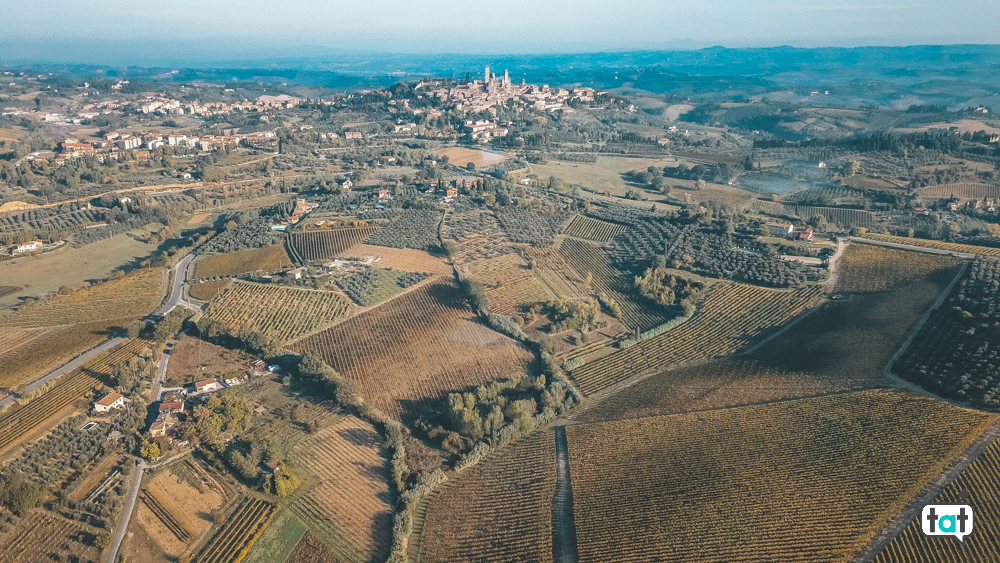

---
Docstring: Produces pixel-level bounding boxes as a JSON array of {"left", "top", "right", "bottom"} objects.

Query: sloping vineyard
[
  {"left": 195, "top": 245, "right": 293, "bottom": 279},
  {"left": 289, "top": 281, "right": 536, "bottom": 423},
  {"left": 558, "top": 238, "right": 670, "bottom": 332},
  {"left": 564, "top": 215, "right": 627, "bottom": 242},
  {"left": 417, "top": 431, "right": 557, "bottom": 563},
  {"left": 916, "top": 182, "right": 1000, "bottom": 199},
  {"left": 195, "top": 497, "right": 276, "bottom": 563},
  {"left": 872, "top": 439, "right": 1000, "bottom": 562},
  {"left": 566, "top": 391, "right": 997, "bottom": 563},
  {"left": 861, "top": 233, "right": 1000, "bottom": 256},
  {"left": 287, "top": 226, "right": 380, "bottom": 262},
  {"left": 289, "top": 416, "right": 392, "bottom": 562},
  {"left": 570, "top": 282, "right": 823, "bottom": 395},
  {"left": 206, "top": 283, "right": 351, "bottom": 342}
]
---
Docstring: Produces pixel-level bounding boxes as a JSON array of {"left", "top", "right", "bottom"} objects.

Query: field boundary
[
  {"left": 552, "top": 426, "right": 579, "bottom": 563},
  {"left": 849, "top": 418, "right": 1000, "bottom": 563}
]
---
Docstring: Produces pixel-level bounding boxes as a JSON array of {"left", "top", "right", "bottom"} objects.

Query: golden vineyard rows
[
  {"left": 0, "top": 267, "right": 165, "bottom": 328},
  {"left": 873, "top": 439, "right": 1000, "bottom": 562},
  {"left": 861, "top": 233, "right": 1000, "bottom": 257},
  {"left": 835, "top": 243, "right": 960, "bottom": 292},
  {"left": 206, "top": 282, "right": 350, "bottom": 343},
  {"left": 288, "top": 226, "right": 380, "bottom": 261},
  {"left": 559, "top": 238, "right": 668, "bottom": 332},
  {"left": 196, "top": 497, "right": 276, "bottom": 563},
  {"left": 418, "top": 431, "right": 557, "bottom": 563},
  {"left": 289, "top": 416, "right": 392, "bottom": 562},
  {"left": 570, "top": 282, "right": 823, "bottom": 395},
  {"left": 290, "top": 281, "right": 535, "bottom": 422},
  {"left": 566, "top": 391, "right": 998, "bottom": 563},
  {"left": 564, "top": 215, "right": 627, "bottom": 242},
  {"left": 915, "top": 182, "right": 1000, "bottom": 199}
]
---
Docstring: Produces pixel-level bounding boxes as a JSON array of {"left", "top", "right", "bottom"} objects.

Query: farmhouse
[
  {"left": 149, "top": 412, "right": 180, "bottom": 437},
  {"left": 765, "top": 220, "right": 794, "bottom": 236},
  {"left": 11, "top": 239, "right": 43, "bottom": 255},
  {"left": 344, "top": 131, "right": 363, "bottom": 140},
  {"left": 158, "top": 400, "right": 184, "bottom": 414},
  {"left": 93, "top": 392, "right": 125, "bottom": 413},
  {"left": 286, "top": 267, "right": 308, "bottom": 280},
  {"left": 195, "top": 378, "right": 222, "bottom": 393},
  {"left": 378, "top": 188, "right": 392, "bottom": 200}
]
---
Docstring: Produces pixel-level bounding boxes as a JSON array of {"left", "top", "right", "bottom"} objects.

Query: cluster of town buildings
[
  {"left": 52, "top": 130, "right": 277, "bottom": 167},
  {"left": 427, "top": 66, "right": 600, "bottom": 115}
]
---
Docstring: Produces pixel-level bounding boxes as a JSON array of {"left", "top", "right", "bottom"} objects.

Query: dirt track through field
[{"left": 552, "top": 427, "right": 579, "bottom": 563}]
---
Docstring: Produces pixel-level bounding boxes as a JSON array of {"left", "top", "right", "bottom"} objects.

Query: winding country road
[{"left": 105, "top": 255, "right": 193, "bottom": 563}]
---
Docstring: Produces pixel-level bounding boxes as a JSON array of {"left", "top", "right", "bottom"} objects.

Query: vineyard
[
  {"left": 564, "top": 215, "right": 627, "bottom": 242},
  {"left": 0, "top": 337, "right": 148, "bottom": 453},
  {"left": 873, "top": 439, "right": 1000, "bottom": 562},
  {"left": 861, "top": 233, "right": 1000, "bottom": 256},
  {"left": 521, "top": 246, "right": 587, "bottom": 298},
  {"left": 417, "top": 431, "right": 557, "bottom": 563},
  {"left": 287, "top": 533, "right": 339, "bottom": 563},
  {"left": 894, "top": 256, "right": 1000, "bottom": 407},
  {"left": 747, "top": 201, "right": 880, "bottom": 228},
  {"left": 0, "top": 511, "right": 99, "bottom": 563},
  {"left": 195, "top": 497, "right": 276, "bottom": 563},
  {"left": 137, "top": 464, "right": 225, "bottom": 557},
  {"left": 574, "top": 246, "right": 959, "bottom": 424},
  {"left": 915, "top": 182, "right": 1000, "bottom": 199},
  {"left": 570, "top": 282, "right": 823, "bottom": 395},
  {"left": 835, "top": 243, "right": 960, "bottom": 292},
  {"left": 565, "top": 391, "right": 997, "bottom": 563},
  {"left": 0, "top": 267, "right": 165, "bottom": 328},
  {"left": 287, "top": 227, "right": 380, "bottom": 262},
  {"left": 289, "top": 416, "right": 392, "bottom": 562},
  {"left": 463, "top": 254, "right": 550, "bottom": 316},
  {"left": 205, "top": 283, "right": 351, "bottom": 342},
  {"left": 195, "top": 245, "right": 293, "bottom": 279},
  {"left": 558, "top": 238, "right": 670, "bottom": 332},
  {"left": 289, "top": 281, "right": 536, "bottom": 423}
]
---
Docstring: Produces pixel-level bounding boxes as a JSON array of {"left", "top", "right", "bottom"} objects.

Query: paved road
[
  {"left": 848, "top": 236, "right": 977, "bottom": 258},
  {"left": 106, "top": 459, "right": 144, "bottom": 563},
  {"left": 0, "top": 336, "right": 125, "bottom": 409},
  {"left": 155, "top": 254, "right": 195, "bottom": 316},
  {"left": 0, "top": 254, "right": 196, "bottom": 410},
  {"left": 106, "top": 258, "right": 192, "bottom": 563}
]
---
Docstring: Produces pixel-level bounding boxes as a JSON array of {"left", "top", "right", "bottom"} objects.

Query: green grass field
[
  {"left": 0, "top": 228, "right": 162, "bottom": 310},
  {"left": 243, "top": 509, "right": 308, "bottom": 563}
]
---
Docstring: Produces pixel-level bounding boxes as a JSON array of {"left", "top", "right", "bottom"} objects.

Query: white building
[{"left": 94, "top": 392, "right": 125, "bottom": 413}]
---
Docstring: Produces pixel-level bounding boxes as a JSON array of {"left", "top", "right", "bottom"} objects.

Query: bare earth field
[
  {"left": 165, "top": 336, "right": 246, "bottom": 386},
  {"left": 136, "top": 466, "right": 224, "bottom": 557},
  {"left": 345, "top": 243, "right": 453, "bottom": 275},
  {"left": 433, "top": 146, "right": 508, "bottom": 168}
]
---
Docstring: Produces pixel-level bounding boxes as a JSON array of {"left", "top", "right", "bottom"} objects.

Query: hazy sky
[{"left": 2, "top": 0, "right": 999, "bottom": 64}]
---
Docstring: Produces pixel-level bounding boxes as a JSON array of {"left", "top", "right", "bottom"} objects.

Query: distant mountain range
[{"left": 6, "top": 45, "right": 1000, "bottom": 108}]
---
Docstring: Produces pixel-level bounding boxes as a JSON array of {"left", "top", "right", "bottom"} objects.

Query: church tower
[{"left": 485, "top": 65, "right": 490, "bottom": 85}]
